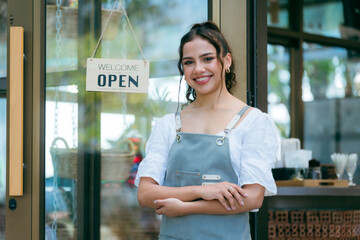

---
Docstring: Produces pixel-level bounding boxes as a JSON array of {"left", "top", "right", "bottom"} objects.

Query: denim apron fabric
[{"left": 159, "top": 106, "right": 251, "bottom": 240}]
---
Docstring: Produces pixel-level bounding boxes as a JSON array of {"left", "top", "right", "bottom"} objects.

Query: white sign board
[{"left": 86, "top": 58, "right": 149, "bottom": 93}]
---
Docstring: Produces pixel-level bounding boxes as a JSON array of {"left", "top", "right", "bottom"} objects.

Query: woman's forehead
[{"left": 182, "top": 37, "right": 216, "bottom": 58}]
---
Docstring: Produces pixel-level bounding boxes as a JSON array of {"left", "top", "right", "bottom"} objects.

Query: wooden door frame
[{"left": 6, "top": 0, "right": 45, "bottom": 239}]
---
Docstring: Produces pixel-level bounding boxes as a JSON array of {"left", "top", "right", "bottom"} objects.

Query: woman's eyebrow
[
  {"left": 182, "top": 52, "right": 215, "bottom": 61},
  {"left": 200, "top": 52, "right": 215, "bottom": 57}
]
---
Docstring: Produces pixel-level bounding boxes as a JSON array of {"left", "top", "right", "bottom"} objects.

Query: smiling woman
[{"left": 136, "top": 21, "right": 278, "bottom": 240}]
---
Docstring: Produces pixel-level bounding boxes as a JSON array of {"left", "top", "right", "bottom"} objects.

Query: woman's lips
[{"left": 194, "top": 75, "right": 212, "bottom": 84}]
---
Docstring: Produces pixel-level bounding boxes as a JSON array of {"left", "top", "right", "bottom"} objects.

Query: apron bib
[{"left": 159, "top": 106, "right": 251, "bottom": 240}]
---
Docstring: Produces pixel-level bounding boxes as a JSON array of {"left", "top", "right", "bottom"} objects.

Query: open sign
[{"left": 86, "top": 58, "right": 149, "bottom": 93}]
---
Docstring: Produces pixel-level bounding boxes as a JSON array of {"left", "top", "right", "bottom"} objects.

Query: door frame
[{"left": 6, "top": 0, "right": 45, "bottom": 239}]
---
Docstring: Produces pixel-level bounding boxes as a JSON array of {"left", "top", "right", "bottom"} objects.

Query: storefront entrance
[{"left": 3, "top": 0, "right": 249, "bottom": 239}]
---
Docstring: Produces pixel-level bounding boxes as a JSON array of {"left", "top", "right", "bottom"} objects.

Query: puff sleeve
[
  {"left": 238, "top": 113, "right": 278, "bottom": 196},
  {"left": 134, "top": 114, "right": 175, "bottom": 187}
]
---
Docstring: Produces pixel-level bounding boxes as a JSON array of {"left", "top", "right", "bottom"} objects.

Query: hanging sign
[{"left": 86, "top": 58, "right": 149, "bottom": 93}]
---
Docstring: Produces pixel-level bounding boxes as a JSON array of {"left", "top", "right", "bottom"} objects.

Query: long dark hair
[{"left": 177, "top": 21, "right": 236, "bottom": 103}]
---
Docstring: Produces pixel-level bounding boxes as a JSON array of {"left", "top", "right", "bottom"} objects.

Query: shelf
[{"left": 276, "top": 186, "right": 360, "bottom": 196}]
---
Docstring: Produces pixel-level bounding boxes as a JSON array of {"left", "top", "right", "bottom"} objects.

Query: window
[
  {"left": 267, "top": 0, "right": 360, "bottom": 184},
  {"left": 267, "top": 0, "right": 289, "bottom": 29},
  {"left": 267, "top": 44, "right": 291, "bottom": 138}
]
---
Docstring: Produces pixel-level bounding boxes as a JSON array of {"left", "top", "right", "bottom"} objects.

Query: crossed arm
[{"left": 137, "top": 177, "right": 265, "bottom": 217}]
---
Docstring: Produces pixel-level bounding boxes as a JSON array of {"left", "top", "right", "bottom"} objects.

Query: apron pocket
[{"left": 175, "top": 170, "right": 201, "bottom": 186}]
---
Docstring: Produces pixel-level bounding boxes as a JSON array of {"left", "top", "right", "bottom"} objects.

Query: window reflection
[
  {"left": 303, "top": 0, "right": 360, "bottom": 42},
  {"left": 45, "top": 0, "right": 207, "bottom": 239},
  {"left": 303, "top": 43, "right": 360, "bottom": 100},
  {"left": 267, "top": 0, "right": 289, "bottom": 28},
  {"left": 267, "top": 44, "right": 291, "bottom": 138},
  {"left": 303, "top": 43, "right": 360, "bottom": 184}
]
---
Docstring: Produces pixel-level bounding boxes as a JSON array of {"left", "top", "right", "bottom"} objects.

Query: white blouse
[{"left": 135, "top": 108, "right": 278, "bottom": 196}]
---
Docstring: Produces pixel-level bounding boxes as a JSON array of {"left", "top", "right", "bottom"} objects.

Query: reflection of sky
[
  {"left": 303, "top": 2, "right": 344, "bottom": 38},
  {"left": 101, "top": 113, "right": 135, "bottom": 149},
  {"left": 303, "top": 46, "right": 347, "bottom": 61}
]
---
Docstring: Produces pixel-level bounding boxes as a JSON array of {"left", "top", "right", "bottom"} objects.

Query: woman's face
[{"left": 181, "top": 37, "right": 231, "bottom": 97}]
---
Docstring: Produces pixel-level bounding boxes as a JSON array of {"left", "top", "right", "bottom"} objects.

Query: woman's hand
[
  {"left": 154, "top": 198, "right": 188, "bottom": 217},
  {"left": 196, "top": 182, "right": 248, "bottom": 211}
]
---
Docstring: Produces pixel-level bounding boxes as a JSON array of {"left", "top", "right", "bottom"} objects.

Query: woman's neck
[{"left": 191, "top": 88, "right": 237, "bottom": 110}]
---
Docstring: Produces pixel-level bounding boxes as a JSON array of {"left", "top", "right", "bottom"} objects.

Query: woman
[{"left": 135, "top": 21, "right": 278, "bottom": 240}]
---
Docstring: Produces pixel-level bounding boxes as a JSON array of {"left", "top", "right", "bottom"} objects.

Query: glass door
[{"left": 45, "top": 0, "right": 208, "bottom": 239}]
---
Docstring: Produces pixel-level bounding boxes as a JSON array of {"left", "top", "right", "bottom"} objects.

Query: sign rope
[{"left": 90, "top": 0, "right": 146, "bottom": 63}]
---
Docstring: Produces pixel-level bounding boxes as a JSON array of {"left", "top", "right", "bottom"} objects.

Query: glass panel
[
  {"left": 45, "top": 0, "right": 207, "bottom": 239},
  {"left": 267, "top": 0, "right": 289, "bottom": 28},
  {"left": 0, "top": 0, "right": 6, "bottom": 238},
  {"left": 303, "top": 42, "right": 360, "bottom": 184},
  {"left": 99, "top": 1, "right": 206, "bottom": 239},
  {"left": 303, "top": 0, "right": 360, "bottom": 42},
  {"left": 267, "top": 44, "right": 291, "bottom": 138},
  {"left": 46, "top": 1, "right": 78, "bottom": 72},
  {"left": 45, "top": 0, "right": 79, "bottom": 238}
]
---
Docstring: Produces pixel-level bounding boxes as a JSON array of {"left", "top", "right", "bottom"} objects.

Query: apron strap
[
  {"left": 175, "top": 105, "right": 250, "bottom": 145},
  {"left": 175, "top": 112, "right": 182, "bottom": 132},
  {"left": 224, "top": 105, "right": 250, "bottom": 133},
  {"left": 216, "top": 105, "right": 250, "bottom": 146}
]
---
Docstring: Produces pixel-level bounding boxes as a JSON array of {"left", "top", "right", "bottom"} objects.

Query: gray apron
[{"left": 159, "top": 106, "right": 251, "bottom": 240}]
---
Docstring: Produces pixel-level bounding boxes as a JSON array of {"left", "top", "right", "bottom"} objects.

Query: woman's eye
[
  {"left": 204, "top": 57, "right": 214, "bottom": 62},
  {"left": 183, "top": 60, "right": 193, "bottom": 65}
]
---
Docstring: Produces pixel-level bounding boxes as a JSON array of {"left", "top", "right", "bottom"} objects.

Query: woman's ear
[{"left": 224, "top": 53, "right": 232, "bottom": 69}]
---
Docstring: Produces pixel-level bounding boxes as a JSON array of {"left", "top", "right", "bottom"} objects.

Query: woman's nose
[{"left": 194, "top": 63, "right": 205, "bottom": 73}]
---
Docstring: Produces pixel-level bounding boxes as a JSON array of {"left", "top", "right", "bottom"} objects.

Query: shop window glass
[
  {"left": 303, "top": 42, "right": 360, "bottom": 184},
  {"left": 45, "top": 0, "right": 207, "bottom": 239},
  {"left": 267, "top": 0, "right": 289, "bottom": 28},
  {"left": 303, "top": 0, "right": 360, "bottom": 42},
  {"left": 267, "top": 44, "right": 291, "bottom": 138}
]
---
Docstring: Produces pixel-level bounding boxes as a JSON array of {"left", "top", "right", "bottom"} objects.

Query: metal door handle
[{"left": 9, "top": 26, "right": 24, "bottom": 196}]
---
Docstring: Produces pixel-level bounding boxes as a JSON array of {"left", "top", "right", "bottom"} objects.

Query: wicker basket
[{"left": 50, "top": 137, "right": 135, "bottom": 181}]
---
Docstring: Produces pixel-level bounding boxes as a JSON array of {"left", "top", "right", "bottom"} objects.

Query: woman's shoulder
[
  {"left": 240, "top": 107, "right": 276, "bottom": 131},
  {"left": 156, "top": 113, "right": 175, "bottom": 126},
  {"left": 156, "top": 113, "right": 175, "bottom": 122},
  {"left": 153, "top": 113, "right": 177, "bottom": 134},
  {"left": 247, "top": 107, "right": 272, "bottom": 122}
]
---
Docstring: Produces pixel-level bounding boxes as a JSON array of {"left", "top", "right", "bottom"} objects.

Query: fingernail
[
  {"left": 244, "top": 193, "right": 248, "bottom": 197},
  {"left": 240, "top": 201, "right": 244, "bottom": 206},
  {"left": 153, "top": 200, "right": 157, "bottom": 204},
  {"left": 232, "top": 206, "right": 236, "bottom": 211},
  {"left": 227, "top": 207, "right": 231, "bottom": 211}
]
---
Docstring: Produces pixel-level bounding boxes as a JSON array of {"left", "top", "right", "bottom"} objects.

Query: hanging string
[
  {"left": 90, "top": 0, "right": 119, "bottom": 59},
  {"left": 90, "top": 0, "right": 146, "bottom": 63},
  {"left": 120, "top": 2, "right": 146, "bottom": 62}
]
